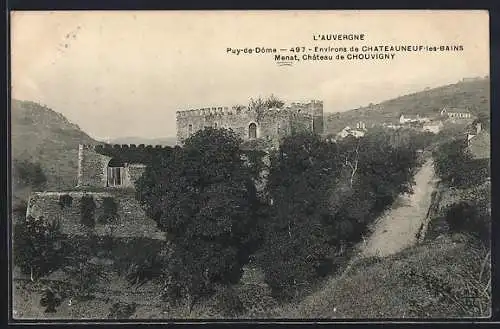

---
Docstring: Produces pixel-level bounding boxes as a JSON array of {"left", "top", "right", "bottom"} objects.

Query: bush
[
  {"left": 98, "top": 197, "right": 118, "bottom": 224},
  {"left": 62, "top": 259, "right": 109, "bottom": 300},
  {"left": 212, "top": 285, "right": 245, "bottom": 317},
  {"left": 445, "top": 201, "right": 490, "bottom": 245},
  {"left": 39, "top": 287, "right": 62, "bottom": 313},
  {"left": 136, "top": 128, "right": 261, "bottom": 307},
  {"left": 108, "top": 302, "right": 137, "bottom": 319},
  {"left": 58, "top": 194, "right": 73, "bottom": 209},
  {"left": 13, "top": 159, "right": 47, "bottom": 190},
  {"left": 13, "top": 216, "right": 66, "bottom": 280},
  {"left": 236, "top": 283, "right": 278, "bottom": 317},
  {"left": 256, "top": 131, "right": 419, "bottom": 300},
  {"left": 432, "top": 138, "right": 488, "bottom": 189},
  {"left": 80, "top": 195, "right": 96, "bottom": 228}
]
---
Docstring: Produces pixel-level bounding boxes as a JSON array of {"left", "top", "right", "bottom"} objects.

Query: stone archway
[
  {"left": 107, "top": 158, "right": 125, "bottom": 187},
  {"left": 249, "top": 122, "right": 257, "bottom": 139}
]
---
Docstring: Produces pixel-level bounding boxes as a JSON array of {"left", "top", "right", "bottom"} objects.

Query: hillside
[
  {"left": 11, "top": 100, "right": 97, "bottom": 203},
  {"left": 272, "top": 234, "right": 489, "bottom": 318},
  {"left": 324, "top": 77, "right": 490, "bottom": 135}
]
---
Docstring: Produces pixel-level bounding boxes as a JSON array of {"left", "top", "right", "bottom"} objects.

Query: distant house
[
  {"left": 399, "top": 114, "right": 430, "bottom": 124},
  {"left": 466, "top": 122, "right": 486, "bottom": 146},
  {"left": 440, "top": 107, "right": 473, "bottom": 119},
  {"left": 355, "top": 121, "right": 367, "bottom": 130},
  {"left": 422, "top": 121, "right": 444, "bottom": 134},
  {"left": 337, "top": 125, "right": 366, "bottom": 139}
]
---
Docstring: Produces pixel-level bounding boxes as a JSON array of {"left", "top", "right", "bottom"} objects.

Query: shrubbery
[
  {"left": 433, "top": 138, "right": 491, "bottom": 246},
  {"left": 58, "top": 194, "right": 73, "bottom": 209},
  {"left": 80, "top": 195, "right": 96, "bottom": 228},
  {"left": 98, "top": 197, "right": 118, "bottom": 224},
  {"left": 13, "top": 159, "right": 47, "bottom": 190},
  {"left": 444, "top": 186, "right": 491, "bottom": 245},
  {"left": 134, "top": 127, "right": 426, "bottom": 306},
  {"left": 136, "top": 128, "right": 262, "bottom": 310},
  {"left": 13, "top": 216, "right": 66, "bottom": 280},
  {"left": 254, "top": 131, "right": 420, "bottom": 300}
]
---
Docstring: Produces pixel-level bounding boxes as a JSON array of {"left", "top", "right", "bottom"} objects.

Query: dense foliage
[
  {"left": 136, "top": 128, "right": 262, "bottom": 308},
  {"left": 433, "top": 139, "right": 473, "bottom": 187},
  {"left": 254, "top": 130, "right": 421, "bottom": 300},
  {"left": 433, "top": 138, "right": 489, "bottom": 189},
  {"left": 12, "top": 159, "right": 48, "bottom": 190},
  {"left": 13, "top": 216, "right": 66, "bottom": 280},
  {"left": 80, "top": 195, "right": 96, "bottom": 228},
  {"left": 98, "top": 197, "right": 118, "bottom": 224}
]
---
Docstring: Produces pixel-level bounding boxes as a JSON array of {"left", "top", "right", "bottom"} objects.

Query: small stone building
[{"left": 77, "top": 144, "right": 168, "bottom": 189}]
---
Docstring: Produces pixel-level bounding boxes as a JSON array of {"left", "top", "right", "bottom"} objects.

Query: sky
[{"left": 11, "top": 10, "right": 489, "bottom": 140}]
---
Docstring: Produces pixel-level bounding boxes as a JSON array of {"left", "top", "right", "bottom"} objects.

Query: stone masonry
[{"left": 176, "top": 100, "right": 324, "bottom": 144}]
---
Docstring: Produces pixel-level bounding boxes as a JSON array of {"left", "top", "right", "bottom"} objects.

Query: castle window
[
  {"left": 277, "top": 123, "right": 281, "bottom": 134},
  {"left": 107, "top": 158, "right": 125, "bottom": 187},
  {"left": 214, "top": 122, "right": 218, "bottom": 128},
  {"left": 188, "top": 124, "right": 193, "bottom": 134},
  {"left": 249, "top": 123, "right": 257, "bottom": 139}
]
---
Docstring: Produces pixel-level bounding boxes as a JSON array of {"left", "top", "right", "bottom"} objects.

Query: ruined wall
[
  {"left": 78, "top": 145, "right": 150, "bottom": 189},
  {"left": 176, "top": 100, "right": 323, "bottom": 144},
  {"left": 78, "top": 145, "right": 111, "bottom": 188},
  {"left": 26, "top": 191, "right": 166, "bottom": 240},
  {"left": 289, "top": 100, "right": 324, "bottom": 134},
  {"left": 127, "top": 164, "right": 146, "bottom": 185}
]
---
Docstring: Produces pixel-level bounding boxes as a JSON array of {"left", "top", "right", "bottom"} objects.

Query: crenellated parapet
[
  {"left": 176, "top": 100, "right": 323, "bottom": 120},
  {"left": 176, "top": 106, "right": 234, "bottom": 118},
  {"left": 175, "top": 99, "right": 324, "bottom": 144}
]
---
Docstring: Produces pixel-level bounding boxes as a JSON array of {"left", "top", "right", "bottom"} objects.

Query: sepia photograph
[{"left": 10, "top": 10, "right": 491, "bottom": 320}]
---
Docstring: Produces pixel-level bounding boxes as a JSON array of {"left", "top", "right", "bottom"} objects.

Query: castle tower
[
  {"left": 77, "top": 144, "right": 112, "bottom": 188},
  {"left": 305, "top": 100, "right": 324, "bottom": 134}
]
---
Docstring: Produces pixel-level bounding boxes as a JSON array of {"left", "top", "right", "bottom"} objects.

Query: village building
[
  {"left": 336, "top": 122, "right": 367, "bottom": 139},
  {"left": 422, "top": 121, "right": 444, "bottom": 134},
  {"left": 440, "top": 107, "right": 473, "bottom": 119},
  {"left": 399, "top": 113, "right": 430, "bottom": 124}
]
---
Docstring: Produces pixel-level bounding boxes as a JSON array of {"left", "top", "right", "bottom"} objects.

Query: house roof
[
  {"left": 468, "top": 131, "right": 490, "bottom": 159},
  {"left": 443, "top": 107, "right": 471, "bottom": 114}
]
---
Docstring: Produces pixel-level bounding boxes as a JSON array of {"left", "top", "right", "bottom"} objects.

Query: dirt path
[{"left": 361, "top": 159, "right": 436, "bottom": 258}]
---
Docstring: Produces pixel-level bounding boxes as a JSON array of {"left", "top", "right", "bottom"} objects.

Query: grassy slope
[
  {"left": 324, "top": 78, "right": 490, "bottom": 135},
  {"left": 11, "top": 100, "right": 97, "bottom": 207},
  {"left": 273, "top": 235, "right": 489, "bottom": 319}
]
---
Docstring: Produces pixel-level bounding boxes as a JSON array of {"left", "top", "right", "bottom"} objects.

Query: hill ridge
[{"left": 324, "top": 77, "right": 489, "bottom": 135}]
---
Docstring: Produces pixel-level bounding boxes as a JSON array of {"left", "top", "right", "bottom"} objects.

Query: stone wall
[
  {"left": 176, "top": 100, "right": 324, "bottom": 144},
  {"left": 78, "top": 145, "right": 148, "bottom": 189},
  {"left": 26, "top": 191, "right": 166, "bottom": 240},
  {"left": 127, "top": 164, "right": 146, "bottom": 185},
  {"left": 78, "top": 145, "right": 111, "bottom": 188}
]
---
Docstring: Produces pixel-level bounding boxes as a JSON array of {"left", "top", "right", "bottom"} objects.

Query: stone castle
[
  {"left": 25, "top": 99, "right": 325, "bottom": 239},
  {"left": 176, "top": 100, "right": 324, "bottom": 144}
]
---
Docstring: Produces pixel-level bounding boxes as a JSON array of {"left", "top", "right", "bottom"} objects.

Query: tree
[
  {"left": 248, "top": 95, "right": 285, "bottom": 122},
  {"left": 136, "top": 128, "right": 261, "bottom": 310},
  {"left": 13, "top": 216, "right": 66, "bottom": 280},
  {"left": 264, "top": 94, "right": 285, "bottom": 109},
  {"left": 13, "top": 159, "right": 47, "bottom": 190},
  {"left": 255, "top": 133, "right": 342, "bottom": 299},
  {"left": 433, "top": 138, "right": 472, "bottom": 187}
]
